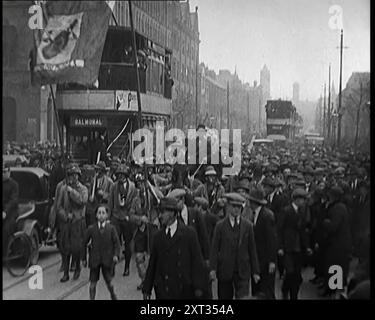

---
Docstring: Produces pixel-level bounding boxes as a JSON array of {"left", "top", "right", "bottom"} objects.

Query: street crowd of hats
[{"left": 3, "top": 138, "right": 370, "bottom": 299}]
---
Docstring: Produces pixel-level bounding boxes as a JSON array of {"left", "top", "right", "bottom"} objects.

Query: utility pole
[
  {"left": 327, "top": 64, "right": 331, "bottom": 142},
  {"left": 247, "top": 91, "right": 250, "bottom": 137},
  {"left": 323, "top": 83, "right": 326, "bottom": 138},
  {"left": 227, "top": 81, "right": 230, "bottom": 129},
  {"left": 258, "top": 98, "right": 261, "bottom": 134},
  {"left": 337, "top": 29, "right": 343, "bottom": 148},
  {"left": 128, "top": 1, "right": 142, "bottom": 130}
]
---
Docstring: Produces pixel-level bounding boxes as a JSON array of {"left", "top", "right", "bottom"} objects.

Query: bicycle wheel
[
  {"left": 30, "top": 228, "right": 40, "bottom": 266},
  {"left": 6, "top": 233, "right": 32, "bottom": 277}
]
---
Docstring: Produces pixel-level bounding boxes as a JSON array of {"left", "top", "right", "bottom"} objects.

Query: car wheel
[{"left": 30, "top": 228, "right": 40, "bottom": 265}]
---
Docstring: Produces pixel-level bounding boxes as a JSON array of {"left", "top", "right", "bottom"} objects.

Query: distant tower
[
  {"left": 293, "top": 82, "right": 300, "bottom": 104},
  {"left": 260, "top": 65, "right": 270, "bottom": 100}
]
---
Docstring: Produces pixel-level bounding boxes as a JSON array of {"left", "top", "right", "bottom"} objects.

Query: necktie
[{"left": 167, "top": 227, "right": 171, "bottom": 239}]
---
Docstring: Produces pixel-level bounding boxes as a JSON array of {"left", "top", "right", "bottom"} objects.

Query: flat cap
[
  {"left": 224, "top": 193, "right": 246, "bottom": 206},
  {"left": 194, "top": 197, "right": 209, "bottom": 209},
  {"left": 303, "top": 166, "right": 315, "bottom": 175},
  {"left": 292, "top": 188, "right": 308, "bottom": 199},
  {"left": 167, "top": 188, "right": 186, "bottom": 199},
  {"left": 158, "top": 197, "right": 181, "bottom": 212},
  {"left": 247, "top": 188, "right": 267, "bottom": 205},
  {"left": 328, "top": 185, "right": 344, "bottom": 198},
  {"left": 262, "top": 177, "right": 276, "bottom": 187}
]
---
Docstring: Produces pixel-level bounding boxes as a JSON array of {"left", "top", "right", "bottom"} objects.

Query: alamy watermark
[{"left": 132, "top": 122, "right": 242, "bottom": 176}]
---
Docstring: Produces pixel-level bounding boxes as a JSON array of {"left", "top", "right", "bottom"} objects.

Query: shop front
[{"left": 59, "top": 110, "right": 169, "bottom": 164}]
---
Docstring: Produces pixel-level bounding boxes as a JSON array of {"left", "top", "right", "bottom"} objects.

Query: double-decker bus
[
  {"left": 56, "top": 26, "right": 173, "bottom": 163},
  {"left": 265, "top": 99, "right": 296, "bottom": 142}
]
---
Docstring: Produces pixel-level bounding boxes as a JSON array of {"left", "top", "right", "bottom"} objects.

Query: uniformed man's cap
[
  {"left": 67, "top": 164, "right": 81, "bottom": 175},
  {"left": 224, "top": 193, "right": 246, "bottom": 206},
  {"left": 194, "top": 197, "right": 209, "bottom": 210},
  {"left": 292, "top": 188, "right": 308, "bottom": 199},
  {"left": 205, "top": 165, "right": 217, "bottom": 176},
  {"left": 168, "top": 188, "right": 186, "bottom": 199},
  {"left": 158, "top": 197, "right": 181, "bottom": 212}
]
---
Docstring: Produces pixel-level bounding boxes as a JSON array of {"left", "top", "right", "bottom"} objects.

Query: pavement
[{"left": 3, "top": 245, "right": 335, "bottom": 300}]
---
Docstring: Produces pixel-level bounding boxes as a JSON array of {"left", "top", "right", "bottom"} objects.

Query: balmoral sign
[{"left": 70, "top": 116, "right": 107, "bottom": 127}]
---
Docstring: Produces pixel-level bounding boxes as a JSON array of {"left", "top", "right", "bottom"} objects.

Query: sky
[{"left": 189, "top": 0, "right": 370, "bottom": 101}]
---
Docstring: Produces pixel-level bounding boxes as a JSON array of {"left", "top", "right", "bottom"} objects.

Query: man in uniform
[
  {"left": 209, "top": 193, "right": 260, "bottom": 299},
  {"left": 2, "top": 163, "right": 19, "bottom": 253},
  {"left": 57, "top": 164, "right": 88, "bottom": 282},
  {"left": 248, "top": 187, "right": 277, "bottom": 299},
  {"left": 142, "top": 197, "right": 206, "bottom": 300},
  {"left": 193, "top": 166, "right": 225, "bottom": 218},
  {"left": 108, "top": 164, "right": 138, "bottom": 276}
]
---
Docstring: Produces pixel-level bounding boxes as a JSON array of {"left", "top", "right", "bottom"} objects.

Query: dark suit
[
  {"left": 84, "top": 223, "right": 121, "bottom": 269},
  {"left": 143, "top": 221, "right": 207, "bottom": 299},
  {"left": 181, "top": 207, "right": 210, "bottom": 260},
  {"left": 252, "top": 206, "right": 277, "bottom": 299},
  {"left": 210, "top": 216, "right": 260, "bottom": 299},
  {"left": 278, "top": 203, "right": 310, "bottom": 299},
  {"left": 267, "top": 191, "right": 288, "bottom": 276},
  {"left": 323, "top": 200, "right": 352, "bottom": 286}
]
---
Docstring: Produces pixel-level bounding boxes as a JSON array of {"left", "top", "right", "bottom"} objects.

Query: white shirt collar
[
  {"left": 98, "top": 221, "right": 106, "bottom": 229},
  {"left": 181, "top": 204, "right": 188, "bottom": 225},
  {"left": 229, "top": 214, "right": 240, "bottom": 227},
  {"left": 269, "top": 190, "right": 276, "bottom": 203},
  {"left": 292, "top": 202, "right": 299, "bottom": 213},
  {"left": 166, "top": 218, "right": 178, "bottom": 238},
  {"left": 253, "top": 205, "right": 262, "bottom": 225}
]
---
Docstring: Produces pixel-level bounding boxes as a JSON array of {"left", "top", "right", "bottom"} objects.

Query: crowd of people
[{"left": 2, "top": 137, "right": 371, "bottom": 300}]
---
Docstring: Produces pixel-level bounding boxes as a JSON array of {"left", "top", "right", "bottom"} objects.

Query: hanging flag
[{"left": 32, "top": 1, "right": 112, "bottom": 86}]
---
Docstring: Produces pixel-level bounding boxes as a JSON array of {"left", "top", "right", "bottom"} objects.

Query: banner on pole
[{"left": 31, "top": 1, "right": 111, "bottom": 86}]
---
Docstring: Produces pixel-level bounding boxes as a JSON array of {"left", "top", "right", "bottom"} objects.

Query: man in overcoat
[
  {"left": 142, "top": 197, "right": 206, "bottom": 300},
  {"left": 209, "top": 193, "right": 260, "bottom": 299},
  {"left": 248, "top": 187, "right": 277, "bottom": 299},
  {"left": 57, "top": 164, "right": 88, "bottom": 282}
]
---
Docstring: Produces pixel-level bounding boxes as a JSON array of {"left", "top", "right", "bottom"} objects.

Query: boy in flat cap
[
  {"left": 142, "top": 197, "right": 206, "bottom": 300},
  {"left": 210, "top": 193, "right": 260, "bottom": 299}
]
